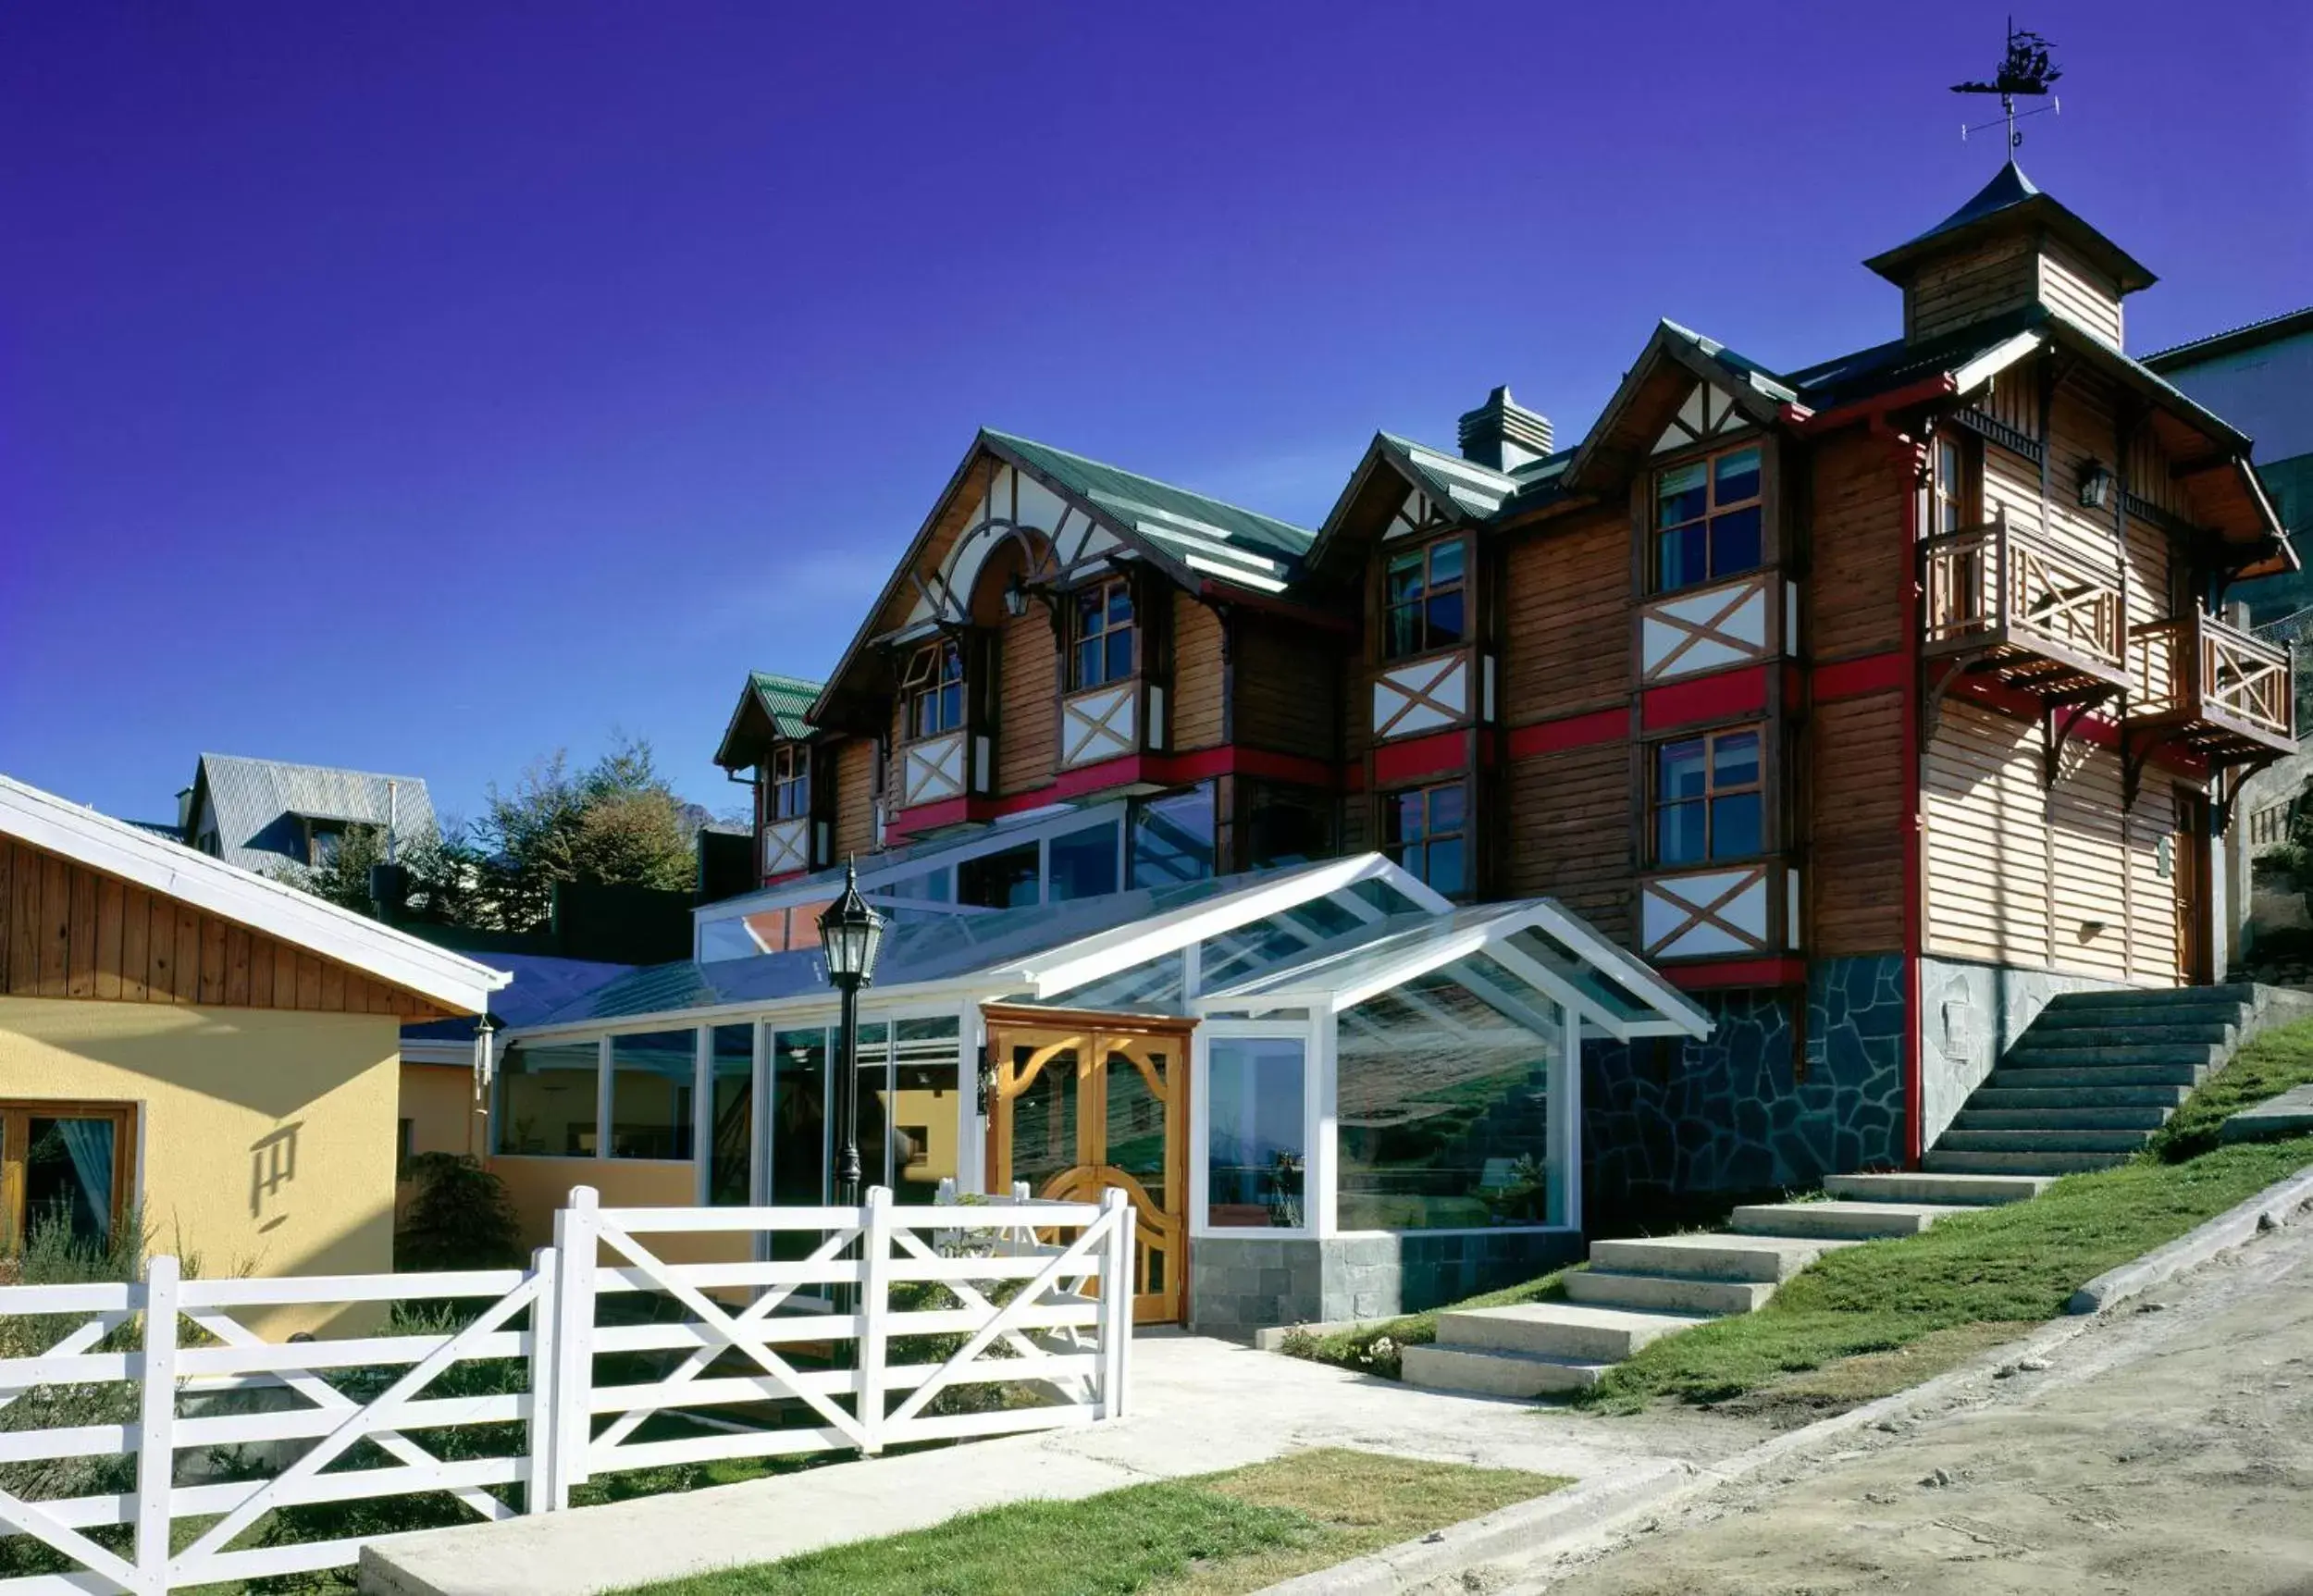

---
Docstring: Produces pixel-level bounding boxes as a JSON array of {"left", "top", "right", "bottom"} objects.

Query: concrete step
[
  {"left": 1969, "top": 1084, "right": 2190, "bottom": 1110},
  {"left": 1823, "top": 1170, "right": 2051, "bottom": 1206},
  {"left": 2005, "top": 1041, "right": 2222, "bottom": 1068},
  {"left": 1950, "top": 1106, "right": 2172, "bottom": 1132},
  {"left": 2022, "top": 1015, "right": 2238, "bottom": 1044},
  {"left": 1923, "top": 1148, "right": 2132, "bottom": 1174},
  {"left": 1562, "top": 1269, "right": 1775, "bottom": 1316},
  {"left": 1586, "top": 1232, "right": 1856, "bottom": 1284},
  {"left": 1730, "top": 1200, "right": 1965, "bottom": 1240},
  {"left": 1988, "top": 1062, "right": 2205, "bottom": 1089},
  {"left": 1400, "top": 1342, "right": 1610, "bottom": 1397},
  {"left": 2041, "top": 983, "right": 2257, "bottom": 1009},
  {"left": 1435, "top": 1302, "right": 1712, "bottom": 1363},
  {"left": 1937, "top": 1128, "right": 2152, "bottom": 1153}
]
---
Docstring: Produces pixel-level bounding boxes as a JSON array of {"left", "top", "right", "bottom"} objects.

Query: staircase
[
  {"left": 1927, "top": 983, "right": 2304, "bottom": 1175},
  {"left": 1402, "top": 1169, "right": 2047, "bottom": 1397}
]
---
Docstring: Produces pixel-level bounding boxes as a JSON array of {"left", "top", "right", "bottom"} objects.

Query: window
[
  {"left": 1382, "top": 782, "right": 1466, "bottom": 895},
  {"left": 495, "top": 1043, "right": 600, "bottom": 1157},
  {"left": 1048, "top": 821, "right": 1121, "bottom": 901},
  {"left": 708, "top": 1025, "right": 753, "bottom": 1206},
  {"left": 768, "top": 745, "right": 810, "bottom": 821},
  {"left": 0, "top": 1104, "right": 136, "bottom": 1251},
  {"left": 1932, "top": 434, "right": 1978, "bottom": 535},
  {"left": 958, "top": 840, "right": 1039, "bottom": 909},
  {"left": 1652, "top": 726, "right": 1763, "bottom": 865},
  {"left": 900, "top": 638, "right": 965, "bottom": 740},
  {"left": 396, "top": 1119, "right": 414, "bottom": 1182},
  {"left": 307, "top": 820, "right": 346, "bottom": 868},
  {"left": 1382, "top": 538, "right": 1467, "bottom": 660},
  {"left": 1654, "top": 443, "right": 1763, "bottom": 592},
  {"left": 1130, "top": 785, "right": 1217, "bottom": 887},
  {"left": 1070, "top": 577, "right": 1136, "bottom": 689},
  {"left": 1205, "top": 1037, "right": 1306, "bottom": 1230},
  {"left": 609, "top": 1032, "right": 695, "bottom": 1160}
]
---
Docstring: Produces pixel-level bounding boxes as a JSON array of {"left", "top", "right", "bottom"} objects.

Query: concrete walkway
[{"left": 359, "top": 1331, "right": 1769, "bottom": 1596}]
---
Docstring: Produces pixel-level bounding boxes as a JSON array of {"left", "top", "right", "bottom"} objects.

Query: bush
[{"left": 395, "top": 1155, "right": 522, "bottom": 1272}]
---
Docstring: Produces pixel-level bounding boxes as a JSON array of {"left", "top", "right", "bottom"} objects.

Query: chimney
[{"left": 1456, "top": 386, "right": 1553, "bottom": 473}]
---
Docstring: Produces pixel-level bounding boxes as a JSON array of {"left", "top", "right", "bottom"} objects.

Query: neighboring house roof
[
  {"left": 398, "top": 951, "right": 634, "bottom": 1058},
  {"left": 0, "top": 773, "right": 506, "bottom": 1015},
  {"left": 122, "top": 819, "right": 185, "bottom": 843},
  {"left": 2143, "top": 305, "right": 2313, "bottom": 373},
  {"left": 713, "top": 672, "right": 824, "bottom": 769},
  {"left": 188, "top": 754, "right": 436, "bottom": 873}
]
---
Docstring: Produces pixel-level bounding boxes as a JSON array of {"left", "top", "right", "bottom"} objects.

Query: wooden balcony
[
  {"left": 2127, "top": 610, "right": 2296, "bottom": 764},
  {"left": 1921, "top": 512, "right": 2130, "bottom": 703},
  {"left": 1639, "top": 859, "right": 1799, "bottom": 962}
]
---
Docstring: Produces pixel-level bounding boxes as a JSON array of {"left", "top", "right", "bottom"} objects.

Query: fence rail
[{"left": 0, "top": 1185, "right": 1134, "bottom": 1594}]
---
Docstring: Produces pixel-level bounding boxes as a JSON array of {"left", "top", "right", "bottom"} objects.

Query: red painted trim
[
  {"left": 1505, "top": 707, "right": 1626, "bottom": 759},
  {"left": 1900, "top": 441, "right": 1924, "bottom": 1171},
  {"left": 1664, "top": 957, "right": 1808, "bottom": 991},
  {"left": 1799, "top": 375, "right": 1959, "bottom": 434},
  {"left": 1812, "top": 650, "right": 1908, "bottom": 702},
  {"left": 761, "top": 868, "right": 809, "bottom": 889},
  {"left": 1641, "top": 666, "right": 1768, "bottom": 731},
  {"left": 1371, "top": 730, "right": 1467, "bottom": 786},
  {"left": 1939, "top": 673, "right": 2209, "bottom": 778}
]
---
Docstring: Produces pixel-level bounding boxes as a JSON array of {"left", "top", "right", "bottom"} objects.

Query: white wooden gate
[{"left": 0, "top": 1185, "right": 1134, "bottom": 1592}]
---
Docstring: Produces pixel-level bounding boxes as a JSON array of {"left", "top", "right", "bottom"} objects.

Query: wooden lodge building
[{"left": 649, "top": 160, "right": 2296, "bottom": 1317}]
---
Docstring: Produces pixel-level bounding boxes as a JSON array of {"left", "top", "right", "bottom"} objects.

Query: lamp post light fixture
[{"left": 819, "top": 859, "right": 887, "bottom": 1212}]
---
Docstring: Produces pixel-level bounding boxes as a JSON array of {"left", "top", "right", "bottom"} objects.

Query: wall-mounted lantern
[{"left": 2078, "top": 459, "right": 2115, "bottom": 511}]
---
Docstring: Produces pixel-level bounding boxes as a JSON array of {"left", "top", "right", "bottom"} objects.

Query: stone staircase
[
  {"left": 1402, "top": 1169, "right": 2048, "bottom": 1397},
  {"left": 1926, "top": 983, "right": 2308, "bottom": 1175}
]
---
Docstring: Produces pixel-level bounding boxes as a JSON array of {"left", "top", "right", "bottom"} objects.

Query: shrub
[{"left": 395, "top": 1155, "right": 522, "bottom": 1272}]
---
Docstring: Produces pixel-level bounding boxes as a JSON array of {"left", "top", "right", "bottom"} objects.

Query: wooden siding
[
  {"left": 1503, "top": 508, "right": 1630, "bottom": 724},
  {"left": 1170, "top": 593, "right": 1226, "bottom": 751},
  {"left": 1923, "top": 701, "right": 2185, "bottom": 983},
  {"left": 1233, "top": 624, "right": 1338, "bottom": 761},
  {"left": 1807, "top": 433, "right": 1906, "bottom": 662},
  {"left": 1503, "top": 741, "right": 1633, "bottom": 944},
  {"left": 995, "top": 609, "right": 1057, "bottom": 796},
  {"left": 831, "top": 736, "right": 878, "bottom": 861},
  {"left": 1906, "top": 234, "right": 2036, "bottom": 342},
  {"left": 0, "top": 838, "right": 439, "bottom": 1018},
  {"left": 2037, "top": 237, "right": 2123, "bottom": 348},
  {"left": 1810, "top": 689, "right": 1907, "bottom": 954}
]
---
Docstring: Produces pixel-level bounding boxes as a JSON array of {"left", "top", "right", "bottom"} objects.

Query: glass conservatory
[{"left": 492, "top": 853, "right": 1707, "bottom": 1331}]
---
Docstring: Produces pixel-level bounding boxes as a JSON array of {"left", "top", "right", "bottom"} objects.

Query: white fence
[{"left": 0, "top": 1185, "right": 1134, "bottom": 1593}]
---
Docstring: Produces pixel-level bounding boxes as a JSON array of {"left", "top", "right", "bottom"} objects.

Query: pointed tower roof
[{"left": 1863, "top": 159, "right": 2156, "bottom": 294}]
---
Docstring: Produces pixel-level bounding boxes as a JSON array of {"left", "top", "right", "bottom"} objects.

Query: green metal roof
[
  {"left": 748, "top": 672, "right": 822, "bottom": 741},
  {"left": 984, "top": 429, "right": 1316, "bottom": 587}
]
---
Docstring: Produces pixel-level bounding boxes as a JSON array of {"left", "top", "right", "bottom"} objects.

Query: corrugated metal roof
[
  {"left": 190, "top": 754, "right": 435, "bottom": 874},
  {"left": 401, "top": 951, "right": 635, "bottom": 1043},
  {"left": 2143, "top": 305, "right": 2313, "bottom": 373},
  {"left": 748, "top": 673, "right": 822, "bottom": 741}
]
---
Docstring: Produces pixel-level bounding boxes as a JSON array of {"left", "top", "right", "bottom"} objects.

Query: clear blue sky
[{"left": 5, "top": 2, "right": 2307, "bottom": 828}]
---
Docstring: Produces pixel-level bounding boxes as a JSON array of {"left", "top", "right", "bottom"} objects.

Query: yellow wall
[
  {"left": 395, "top": 1060, "right": 480, "bottom": 1220},
  {"left": 490, "top": 1154, "right": 743, "bottom": 1264},
  {"left": 0, "top": 996, "right": 401, "bottom": 1288}
]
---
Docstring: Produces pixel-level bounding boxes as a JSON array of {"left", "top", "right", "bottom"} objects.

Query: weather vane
[{"left": 1952, "top": 18, "right": 2061, "bottom": 149}]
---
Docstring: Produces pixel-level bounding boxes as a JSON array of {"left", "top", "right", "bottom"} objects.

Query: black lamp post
[{"left": 818, "top": 860, "right": 887, "bottom": 1211}]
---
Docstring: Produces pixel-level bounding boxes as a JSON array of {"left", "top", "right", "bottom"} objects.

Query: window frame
[
  {"left": 898, "top": 637, "right": 967, "bottom": 743},
  {"left": 1648, "top": 723, "right": 1768, "bottom": 868},
  {"left": 0, "top": 1101, "right": 139, "bottom": 1253},
  {"left": 1379, "top": 534, "right": 1471, "bottom": 662},
  {"left": 768, "top": 744, "right": 811, "bottom": 823},
  {"left": 1068, "top": 575, "right": 1138, "bottom": 691},
  {"left": 1379, "top": 779, "right": 1470, "bottom": 897},
  {"left": 1189, "top": 1020, "right": 1323, "bottom": 1241},
  {"left": 1650, "top": 440, "right": 1766, "bottom": 595}
]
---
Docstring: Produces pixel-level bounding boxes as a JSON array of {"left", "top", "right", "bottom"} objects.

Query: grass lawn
[
  {"left": 611, "top": 1447, "right": 1566, "bottom": 1596},
  {"left": 2149, "top": 1012, "right": 2313, "bottom": 1159}
]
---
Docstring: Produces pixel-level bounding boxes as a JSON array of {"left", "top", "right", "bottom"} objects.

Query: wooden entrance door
[
  {"left": 2174, "top": 787, "right": 2210, "bottom": 985},
  {"left": 984, "top": 1017, "right": 1188, "bottom": 1323}
]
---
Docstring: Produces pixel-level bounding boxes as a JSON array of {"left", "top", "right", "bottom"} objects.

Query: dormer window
[
  {"left": 1070, "top": 576, "right": 1136, "bottom": 689},
  {"left": 768, "top": 745, "right": 810, "bottom": 821},
  {"left": 900, "top": 639, "right": 965, "bottom": 740},
  {"left": 1653, "top": 444, "right": 1762, "bottom": 593},
  {"left": 1382, "top": 537, "right": 1467, "bottom": 661}
]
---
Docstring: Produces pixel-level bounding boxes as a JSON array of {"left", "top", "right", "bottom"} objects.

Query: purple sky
[{"left": 6, "top": 2, "right": 2308, "bottom": 829}]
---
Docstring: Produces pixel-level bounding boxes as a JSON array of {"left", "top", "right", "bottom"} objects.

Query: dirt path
[{"left": 1513, "top": 1215, "right": 2313, "bottom": 1595}]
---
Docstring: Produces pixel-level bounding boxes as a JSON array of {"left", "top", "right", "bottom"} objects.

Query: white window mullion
[{"left": 594, "top": 1035, "right": 612, "bottom": 1161}]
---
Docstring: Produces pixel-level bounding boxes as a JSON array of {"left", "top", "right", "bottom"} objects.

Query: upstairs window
[
  {"left": 768, "top": 744, "right": 810, "bottom": 821},
  {"left": 1382, "top": 538, "right": 1467, "bottom": 660},
  {"left": 1070, "top": 577, "right": 1136, "bottom": 689},
  {"left": 1652, "top": 726, "right": 1763, "bottom": 865},
  {"left": 1654, "top": 444, "right": 1762, "bottom": 592},
  {"left": 1932, "top": 433, "right": 1980, "bottom": 535},
  {"left": 900, "top": 639, "right": 965, "bottom": 741},
  {"left": 1382, "top": 781, "right": 1466, "bottom": 895}
]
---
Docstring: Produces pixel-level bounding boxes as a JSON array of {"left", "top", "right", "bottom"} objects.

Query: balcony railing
[
  {"left": 2128, "top": 610, "right": 2296, "bottom": 760},
  {"left": 1921, "top": 510, "right": 2128, "bottom": 697}
]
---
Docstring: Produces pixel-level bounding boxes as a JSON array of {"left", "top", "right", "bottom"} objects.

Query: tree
[
  {"left": 269, "top": 820, "right": 485, "bottom": 926},
  {"left": 468, "top": 735, "right": 700, "bottom": 932}
]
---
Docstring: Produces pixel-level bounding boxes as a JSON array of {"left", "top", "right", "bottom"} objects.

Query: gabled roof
[
  {"left": 1559, "top": 320, "right": 1793, "bottom": 494},
  {"left": 0, "top": 773, "right": 506, "bottom": 1015},
  {"left": 187, "top": 754, "right": 435, "bottom": 873},
  {"left": 400, "top": 950, "right": 634, "bottom": 1057},
  {"left": 1303, "top": 431, "right": 1538, "bottom": 575},
  {"left": 712, "top": 672, "right": 823, "bottom": 770},
  {"left": 1863, "top": 160, "right": 2156, "bottom": 294}
]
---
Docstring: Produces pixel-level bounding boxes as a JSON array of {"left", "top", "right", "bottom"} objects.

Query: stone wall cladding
[
  {"left": 1919, "top": 956, "right": 2121, "bottom": 1144},
  {"left": 1584, "top": 955, "right": 1908, "bottom": 1218},
  {"left": 1185, "top": 1229, "right": 1579, "bottom": 1337}
]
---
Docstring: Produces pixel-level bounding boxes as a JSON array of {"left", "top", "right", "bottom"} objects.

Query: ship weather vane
[{"left": 1952, "top": 18, "right": 2062, "bottom": 149}]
